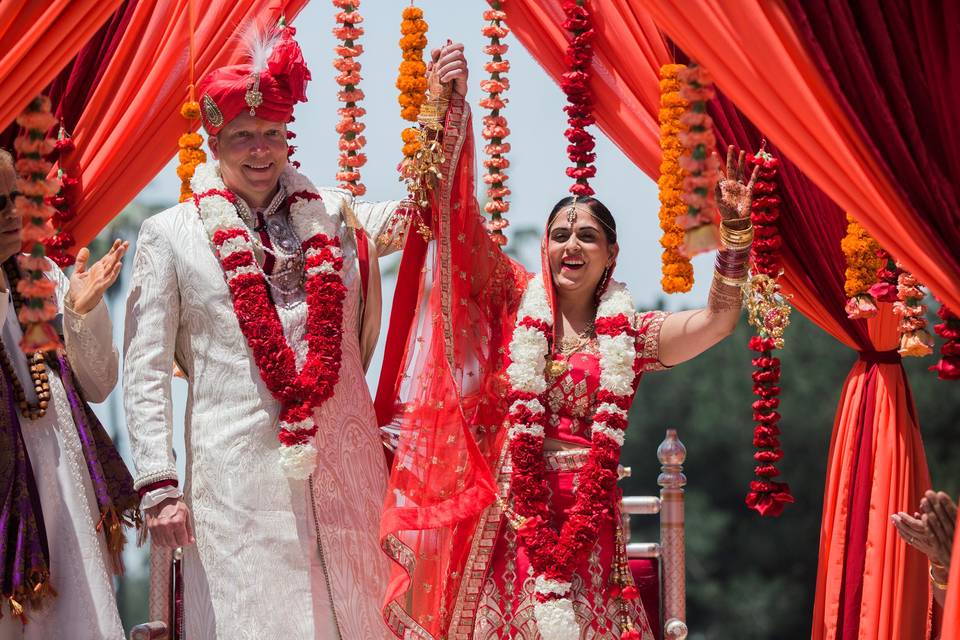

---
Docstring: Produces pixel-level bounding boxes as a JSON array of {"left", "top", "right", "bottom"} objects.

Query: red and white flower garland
[
  {"left": 560, "top": 0, "right": 597, "bottom": 197},
  {"left": 191, "top": 162, "right": 346, "bottom": 478},
  {"left": 479, "top": 0, "right": 511, "bottom": 245},
  {"left": 506, "top": 276, "right": 640, "bottom": 640}
]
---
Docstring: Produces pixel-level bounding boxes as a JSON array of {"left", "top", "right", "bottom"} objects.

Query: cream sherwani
[{"left": 123, "top": 187, "right": 404, "bottom": 639}]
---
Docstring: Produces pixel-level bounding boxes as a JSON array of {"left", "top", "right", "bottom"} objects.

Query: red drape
[
  {"left": 638, "top": 0, "right": 960, "bottom": 322},
  {"left": 52, "top": 0, "right": 309, "bottom": 250},
  {"left": 0, "top": 0, "right": 124, "bottom": 131},
  {"left": 709, "top": 92, "right": 932, "bottom": 639},
  {"left": 943, "top": 526, "right": 960, "bottom": 639},
  {"left": 506, "top": 3, "right": 932, "bottom": 638}
]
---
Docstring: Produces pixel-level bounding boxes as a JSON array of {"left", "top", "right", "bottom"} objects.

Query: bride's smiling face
[{"left": 546, "top": 207, "right": 617, "bottom": 299}]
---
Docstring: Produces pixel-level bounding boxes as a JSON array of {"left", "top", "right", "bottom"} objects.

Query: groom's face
[{"left": 209, "top": 112, "right": 288, "bottom": 208}]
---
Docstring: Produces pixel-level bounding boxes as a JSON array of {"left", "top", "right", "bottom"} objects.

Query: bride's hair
[{"left": 546, "top": 196, "right": 618, "bottom": 245}]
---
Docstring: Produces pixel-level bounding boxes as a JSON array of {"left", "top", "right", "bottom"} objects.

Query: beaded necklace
[{"left": 0, "top": 259, "right": 52, "bottom": 419}]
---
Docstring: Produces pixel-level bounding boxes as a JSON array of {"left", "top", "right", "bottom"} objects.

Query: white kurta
[
  {"left": 0, "top": 264, "right": 123, "bottom": 640},
  {"left": 123, "top": 188, "right": 403, "bottom": 639}
]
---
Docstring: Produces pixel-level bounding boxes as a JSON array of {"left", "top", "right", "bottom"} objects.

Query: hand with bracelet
[
  {"left": 656, "top": 145, "right": 759, "bottom": 367},
  {"left": 891, "top": 490, "right": 956, "bottom": 606}
]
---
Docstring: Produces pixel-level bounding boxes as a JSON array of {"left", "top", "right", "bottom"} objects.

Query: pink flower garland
[
  {"left": 677, "top": 63, "right": 720, "bottom": 254},
  {"left": 13, "top": 96, "right": 62, "bottom": 353},
  {"left": 560, "top": 0, "right": 596, "bottom": 197},
  {"left": 332, "top": 0, "right": 367, "bottom": 196},
  {"left": 479, "top": 0, "right": 511, "bottom": 245},
  {"left": 893, "top": 266, "right": 934, "bottom": 357}
]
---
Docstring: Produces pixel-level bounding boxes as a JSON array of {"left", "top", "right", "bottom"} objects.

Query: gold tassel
[
  {"left": 96, "top": 508, "right": 128, "bottom": 575},
  {"left": 9, "top": 596, "right": 25, "bottom": 623}
]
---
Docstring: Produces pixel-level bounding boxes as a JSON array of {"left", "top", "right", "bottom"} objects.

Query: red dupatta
[{"left": 377, "top": 96, "right": 528, "bottom": 638}]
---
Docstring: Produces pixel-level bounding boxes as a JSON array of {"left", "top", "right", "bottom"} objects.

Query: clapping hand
[
  {"left": 892, "top": 490, "right": 957, "bottom": 570},
  {"left": 67, "top": 239, "right": 129, "bottom": 315},
  {"left": 427, "top": 41, "right": 468, "bottom": 98},
  {"left": 714, "top": 145, "right": 759, "bottom": 224}
]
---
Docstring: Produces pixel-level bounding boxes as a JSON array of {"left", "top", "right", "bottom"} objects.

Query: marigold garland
[
  {"left": 840, "top": 214, "right": 883, "bottom": 318},
  {"left": 397, "top": 5, "right": 428, "bottom": 161},
  {"left": 13, "top": 96, "right": 61, "bottom": 353},
  {"left": 893, "top": 266, "right": 934, "bottom": 358},
  {"left": 333, "top": 0, "right": 367, "bottom": 196},
  {"left": 177, "top": 101, "right": 206, "bottom": 203},
  {"left": 656, "top": 63, "right": 692, "bottom": 294},
  {"left": 560, "top": 0, "right": 597, "bottom": 197},
  {"left": 677, "top": 63, "right": 720, "bottom": 256},
  {"left": 743, "top": 148, "right": 793, "bottom": 517},
  {"left": 479, "top": 0, "right": 511, "bottom": 245},
  {"left": 930, "top": 300, "right": 960, "bottom": 380}
]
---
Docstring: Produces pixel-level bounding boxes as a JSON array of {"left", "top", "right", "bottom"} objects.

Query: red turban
[{"left": 197, "top": 25, "right": 311, "bottom": 135}]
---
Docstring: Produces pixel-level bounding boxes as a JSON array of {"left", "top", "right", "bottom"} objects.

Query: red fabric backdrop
[
  {"left": 0, "top": 0, "right": 124, "bottom": 131},
  {"left": 506, "top": 2, "right": 932, "bottom": 638}
]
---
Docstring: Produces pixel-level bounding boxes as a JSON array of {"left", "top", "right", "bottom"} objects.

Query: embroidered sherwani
[
  {"left": 0, "top": 264, "right": 124, "bottom": 640},
  {"left": 123, "top": 187, "right": 404, "bottom": 639}
]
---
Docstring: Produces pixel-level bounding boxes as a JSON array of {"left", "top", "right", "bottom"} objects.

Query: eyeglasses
[{"left": 0, "top": 191, "right": 22, "bottom": 210}]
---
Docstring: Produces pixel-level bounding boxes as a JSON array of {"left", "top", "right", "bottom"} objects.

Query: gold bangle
[
  {"left": 714, "top": 269, "right": 748, "bottom": 288},
  {"left": 930, "top": 566, "right": 949, "bottom": 590},
  {"left": 719, "top": 225, "right": 754, "bottom": 243},
  {"left": 720, "top": 239, "right": 753, "bottom": 252}
]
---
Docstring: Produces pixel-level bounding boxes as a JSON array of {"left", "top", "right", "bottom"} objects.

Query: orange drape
[
  {"left": 943, "top": 528, "right": 960, "bottom": 639},
  {"left": 636, "top": 0, "right": 960, "bottom": 323},
  {"left": 0, "top": 0, "right": 124, "bottom": 131},
  {"left": 506, "top": 0, "right": 667, "bottom": 178},
  {"left": 56, "top": 0, "right": 309, "bottom": 249},
  {"left": 814, "top": 307, "right": 931, "bottom": 640}
]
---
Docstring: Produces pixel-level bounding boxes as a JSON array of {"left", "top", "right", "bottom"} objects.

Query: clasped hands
[{"left": 892, "top": 490, "right": 956, "bottom": 586}]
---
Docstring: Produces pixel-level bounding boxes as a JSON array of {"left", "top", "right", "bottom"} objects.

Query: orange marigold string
[
  {"left": 677, "top": 62, "right": 720, "bottom": 257},
  {"left": 333, "top": 0, "right": 367, "bottom": 196},
  {"left": 177, "top": 101, "right": 206, "bottom": 203},
  {"left": 398, "top": 5, "right": 428, "bottom": 162},
  {"left": 479, "top": 0, "right": 511, "bottom": 245},
  {"left": 841, "top": 213, "right": 883, "bottom": 319},
  {"left": 13, "top": 96, "right": 61, "bottom": 353},
  {"left": 657, "top": 63, "right": 691, "bottom": 293}
]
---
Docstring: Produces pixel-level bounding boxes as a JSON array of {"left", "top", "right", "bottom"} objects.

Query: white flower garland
[{"left": 506, "top": 275, "right": 639, "bottom": 640}]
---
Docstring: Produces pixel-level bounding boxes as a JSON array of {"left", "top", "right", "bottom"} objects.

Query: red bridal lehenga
[{"left": 379, "top": 94, "right": 663, "bottom": 640}]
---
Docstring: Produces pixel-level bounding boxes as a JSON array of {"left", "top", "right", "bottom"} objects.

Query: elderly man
[
  {"left": 123, "top": 25, "right": 467, "bottom": 638},
  {"left": 0, "top": 149, "right": 134, "bottom": 639}
]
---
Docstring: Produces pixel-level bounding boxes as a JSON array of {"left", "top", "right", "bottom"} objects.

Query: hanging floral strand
[
  {"left": 560, "top": 0, "right": 596, "bottom": 197},
  {"left": 333, "top": 0, "right": 367, "bottom": 196},
  {"left": 893, "top": 267, "right": 934, "bottom": 357},
  {"left": 479, "top": 0, "right": 511, "bottom": 245},
  {"left": 743, "top": 147, "right": 793, "bottom": 517},
  {"left": 677, "top": 63, "right": 720, "bottom": 256},
  {"left": 930, "top": 301, "right": 960, "bottom": 380},
  {"left": 657, "top": 63, "right": 692, "bottom": 294},
  {"left": 43, "top": 124, "right": 78, "bottom": 267},
  {"left": 12, "top": 96, "right": 62, "bottom": 353},
  {"left": 397, "top": 5, "right": 428, "bottom": 162},
  {"left": 841, "top": 213, "right": 883, "bottom": 319},
  {"left": 177, "top": 102, "right": 206, "bottom": 203}
]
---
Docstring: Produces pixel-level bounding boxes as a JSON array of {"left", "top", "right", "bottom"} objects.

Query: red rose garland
[
  {"left": 560, "top": 0, "right": 597, "bottom": 197},
  {"left": 505, "top": 278, "right": 644, "bottom": 639},
  {"left": 44, "top": 124, "right": 78, "bottom": 267},
  {"left": 479, "top": 0, "right": 511, "bottom": 245},
  {"left": 192, "top": 163, "right": 346, "bottom": 478},
  {"left": 744, "top": 148, "right": 793, "bottom": 517},
  {"left": 333, "top": 0, "right": 367, "bottom": 196},
  {"left": 930, "top": 301, "right": 960, "bottom": 380}
]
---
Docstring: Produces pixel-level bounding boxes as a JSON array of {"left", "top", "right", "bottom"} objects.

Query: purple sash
[{"left": 0, "top": 353, "right": 139, "bottom": 622}]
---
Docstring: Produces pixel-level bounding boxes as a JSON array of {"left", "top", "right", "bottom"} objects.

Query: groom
[{"left": 123, "top": 24, "right": 468, "bottom": 638}]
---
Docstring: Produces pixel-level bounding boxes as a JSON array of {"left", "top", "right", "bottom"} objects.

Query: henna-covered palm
[{"left": 714, "top": 145, "right": 759, "bottom": 223}]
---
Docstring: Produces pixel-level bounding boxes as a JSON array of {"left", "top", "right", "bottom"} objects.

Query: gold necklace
[{"left": 547, "top": 322, "right": 595, "bottom": 379}]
